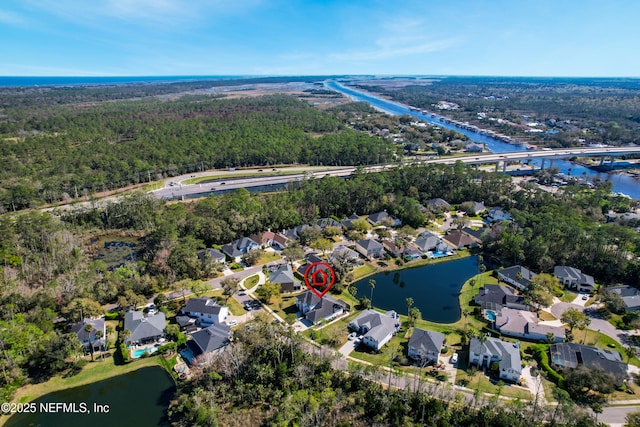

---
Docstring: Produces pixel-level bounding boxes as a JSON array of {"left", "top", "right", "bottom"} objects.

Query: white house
[
  {"left": 182, "top": 297, "right": 229, "bottom": 326},
  {"left": 468, "top": 336, "right": 522, "bottom": 382},
  {"left": 349, "top": 309, "right": 400, "bottom": 351}
]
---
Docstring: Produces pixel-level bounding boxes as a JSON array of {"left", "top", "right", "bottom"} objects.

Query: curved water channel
[{"left": 325, "top": 80, "right": 640, "bottom": 199}]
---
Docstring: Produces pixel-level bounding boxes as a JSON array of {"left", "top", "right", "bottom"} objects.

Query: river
[{"left": 325, "top": 81, "right": 640, "bottom": 199}]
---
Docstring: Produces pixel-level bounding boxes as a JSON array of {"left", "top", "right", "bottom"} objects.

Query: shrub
[
  {"left": 230, "top": 263, "right": 243, "bottom": 271},
  {"left": 104, "top": 311, "right": 119, "bottom": 320},
  {"left": 531, "top": 344, "right": 564, "bottom": 387}
]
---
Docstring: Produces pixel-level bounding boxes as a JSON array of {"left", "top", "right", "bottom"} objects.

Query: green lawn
[
  {"left": 204, "top": 289, "right": 247, "bottom": 315},
  {"left": 538, "top": 311, "right": 557, "bottom": 321},
  {"left": 258, "top": 251, "right": 282, "bottom": 265},
  {"left": 455, "top": 368, "right": 531, "bottom": 400},
  {"left": 580, "top": 329, "right": 640, "bottom": 367},
  {"left": 559, "top": 290, "right": 578, "bottom": 303},
  {"left": 244, "top": 274, "right": 260, "bottom": 288},
  {"left": 350, "top": 263, "right": 377, "bottom": 282},
  {"left": 182, "top": 170, "right": 306, "bottom": 184},
  {"left": 265, "top": 293, "right": 299, "bottom": 316}
]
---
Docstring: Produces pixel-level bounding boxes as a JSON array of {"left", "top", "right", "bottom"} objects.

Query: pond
[
  {"left": 5, "top": 366, "right": 175, "bottom": 427},
  {"left": 352, "top": 256, "right": 479, "bottom": 324}
]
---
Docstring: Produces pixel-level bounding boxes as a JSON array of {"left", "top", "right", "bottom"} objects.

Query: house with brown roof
[{"left": 442, "top": 230, "right": 478, "bottom": 249}]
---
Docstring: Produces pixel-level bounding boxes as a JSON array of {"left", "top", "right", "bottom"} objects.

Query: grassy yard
[
  {"left": 258, "top": 251, "right": 282, "bottom": 265},
  {"left": 350, "top": 263, "right": 377, "bottom": 282},
  {"left": 350, "top": 333, "right": 411, "bottom": 365},
  {"left": 455, "top": 368, "right": 532, "bottom": 400},
  {"left": 204, "top": 289, "right": 247, "bottom": 316},
  {"left": 265, "top": 293, "right": 299, "bottom": 316},
  {"left": 559, "top": 290, "right": 578, "bottom": 303},
  {"left": 580, "top": 329, "right": 640, "bottom": 367},
  {"left": 9, "top": 357, "right": 162, "bottom": 406},
  {"left": 538, "top": 311, "right": 557, "bottom": 321},
  {"left": 244, "top": 274, "right": 260, "bottom": 288}
]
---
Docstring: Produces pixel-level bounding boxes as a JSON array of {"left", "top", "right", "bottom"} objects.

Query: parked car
[
  {"left": 348, "top": 332, "right": 357, "bottom": 341},
  {"left": 450, "top": 353, "right": 459, "bottom": 364},
  {"left": 227, "top": 319, "right": 238, "bottom": 326},
  {"left": 582, "top": 294, "right": 589, "bottom": 300}
]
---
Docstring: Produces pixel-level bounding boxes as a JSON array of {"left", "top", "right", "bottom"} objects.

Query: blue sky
[{"left": 1, "top": 0, "right": 639, "bottom": 77}]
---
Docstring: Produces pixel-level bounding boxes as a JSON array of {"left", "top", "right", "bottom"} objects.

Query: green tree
[
  {"left": 405, "top": 297, "right": 414, "bottom": 318},
  {"left": 84, "top": 323, "right": 95, "bottom": 361},
  {"left": 242, "top": 249, "right": 263, "bottom": 266},
  {"left": 255, "top": 281, "right": 280, "bottom": 303},
  {"left": 311, "top": 238, "right": 333, "bottom": 256},
  {"left": 221, "top": 277, "right": 240, "bottom": 300},
  {"left": 369, "top": 279, "right": 376, "bottom": 306},
  {"left": 560, "top": 307, "right": 589, "bottom": 336},
  {"left": 282, "top": 243, "right": 304, "bottom": 266}
]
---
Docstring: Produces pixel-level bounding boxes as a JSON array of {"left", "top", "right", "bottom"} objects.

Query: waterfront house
[
  {"left": 71, "top": 317, "right": 106, "bottom": 353},
  {"left": 407, "top": 328, "right": 445, "bottom": 364},
  {"left": 349, "top": 309, "right": 400, "bottom": 351},
  {"left": 554, "top": 266, "right": 595, "bottom": 292},
  {"left": 295, "top": 290, "right": 348, "bottom": 325},
  {"left": 355, "top": 238, "right": 385, "bottom": 259},
  {"left": 442, "top": 230, "right": 478, "bottom": 249},
  {"left": 474, "top": 284, "right": 528, "bottom": 310},
  {"left": 221, "top": 237, "right": 259, "bottom": 263},
  {"left": 492, "top": 307, "right": 565, "bottom": 343},
  {"left": 329, "top": 245, "right": 362, "bottom": 266},
  {"left": 414, "top": 231, "right": 450, "bottom": 254},
  {"left": 186, "top": 323, "right": 231, "bottom": 365},
  {"left": 123, "top": 310, "right": 166, "bottom": 345},
  {"left": 182, "top": 297, "right": 229, "bottom": 325},
  {"left": 497, "top": 265, "right": 537, "bottom": 291},
  {"left": 468, "top": 336, "right": 522, "bottom": 382}
]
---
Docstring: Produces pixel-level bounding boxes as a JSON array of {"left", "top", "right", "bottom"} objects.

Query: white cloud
[{"left": 331, "top": 37, "right": 460, "bottom": 62}]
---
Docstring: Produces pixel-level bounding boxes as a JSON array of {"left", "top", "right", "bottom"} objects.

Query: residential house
[
  {"left": 485, "top": 207, "right": 511, "bottom": 224},
  {"left": 554, "top": 266, "right": 595, "bottom": 292},
  {"left": 356, "top": 239, "right": 385, "bottom": 259},
  {"left": 407, "top": 328, "right": 445, "bottom": 364},
  {"left": 468, "top": 336, "right": 522, "bottom": 382},
  {"left": 329, "top": 246, "right": 362, "bottom": 266},
  {"left": 341, "top": 214, "right": 362, "bottom": 230},
  {"left": 367, "top": 211, "right": 401, "bottom": 227},
  {"left": 424, "top": 198, "right": 451, "bottom": 212},
  {"left": 414, "top": 231, "right": 450, "bottom": 254},
  {"left": 349, "top": 309, "right": 400, "bottom": 351},
  {"left": 474, "top": 284, "right": 528, "bottom": 310},
  {"left": 492, "top": 308, "right": 565, "bottom": 343},
  {"left": 403, "top": 244, "right": 423, "bottom": 260},
  {"left": 498, "top": 265, "right": 537, "bottom": 291},
  {"left": 282, "top": 224, "right": 313, "bottom": 241},
  {"left": 297, "top": 253, "right": 329, "bottom": 276},
  {"left": 550, "top": 342, "right": 628, "bottom": 385},
  {"left": 182, "top": 297, "right": 229, "bottom": 325},
  {"left": 71, "top": 317, "right": 106, "bottom": 353},
  {"left": 468, "top": 201, "right": 486, "bottom": 215},
  {"left": 465, "top": 143, "right": 483, "bottom": 153},
  {"left": 271, "top": 233, "right": 289, "bottom": 250},
  {"left": 123, "top": 311, "right": 166, "bottom": 345},
  {"left": 175, "top": 315, "right": 197, "bottom": 333},
  {"left": 221, "top": 237, "right": 259, "bottom": 263},
  {"left": 442, "top": 230, "right": 478, "bottom": 249},
  {"left": 250, "top": 230, "right": 276, "bottom": 248},
  {"left": 382, "top": 240, "right": 403, "bottom": 257},
  {"left": 186, "top": 323, "right": 231, "bottom": 364},
  {"left": 270, "top": 264, "right": 301, "bottom": 292},
  {"left": 196, "top": 248, "right": 226, "bottom": 264},
  {"left": 296, "top": 290, "right": 348, "bottom": 325},
  {"left": 315, "top": 218, "right": 341, "bottom": 229},
  {"left": 607, "top": 286, "right": 640, "bottom": 311}
]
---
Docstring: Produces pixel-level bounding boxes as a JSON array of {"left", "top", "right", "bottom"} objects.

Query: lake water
[
  {"left": 325, "top": 81, "right": 640, "bottom": 199},
  {"left": 4, "top": 366, "right": 175, "bottom": 427},
  {"left": 352, "top": 256, "right": 479, "bottom": 324}
]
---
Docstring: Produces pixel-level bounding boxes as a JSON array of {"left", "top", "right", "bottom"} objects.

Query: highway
[{"left": 151, "top": 146, "right": 640, "bottom": 200}]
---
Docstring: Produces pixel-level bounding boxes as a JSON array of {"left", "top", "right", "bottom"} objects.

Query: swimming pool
[
  {"left": 132, "top": 347, "right": 158, "bottom": 358},
  {"left": 485, "top": 310, "right": 497, "bottom": 322}
]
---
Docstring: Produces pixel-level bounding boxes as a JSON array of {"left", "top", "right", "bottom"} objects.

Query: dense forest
[
  {"left": 2, "top": 162, "right": 639, "bottom": 403},
  {"left": 0, "top": 90, "right": 395, "bottom": 210},
  {"left": 356, "top": 76, "right": 640, "bottom": 148},
  {"left": 167, "top": 317, "right": 601, "bottom": 427}
]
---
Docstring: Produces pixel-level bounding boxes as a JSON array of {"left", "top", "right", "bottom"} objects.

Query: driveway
[
  {"left": 338, "top": 339, "right": 359, "bottom": 357},
  {"left": 550, "top": 299, "right": 626, "bottom": 346}
]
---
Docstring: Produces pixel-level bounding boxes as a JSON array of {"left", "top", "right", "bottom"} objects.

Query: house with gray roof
[
  {"left": 367, "top": 211, "right": 401, "bottom": 227},
  {"left": 408, "top": 328, "right": 445, "bottom": 363},
  {"left": 221, "top": 237, "right": 259, "bottom": 262},
  {"left": 550, "top": 342, "right": 628, "bottom": 385},
  {"left": 554, "top": 266, "right": 595, "bottom": 292},
  {"left": 474, "top": 284, "right": 528, "bottom": 311},
  {"left": 329, "top": 246, "right": 362, "bottom": 266},
  {"left": 123, "top": 311, "right": 166, "bottom": 345},
  {"left": 355, "top": 238, "right": 385, "bottom": 259},
  {"left": 414, "top": 231, "right": 450, "bottom": 254},
  {"left": 468, "top": 336, "right": 522, "bottom": 382},
  {"left": 498, "top": 265, "right": 537, "bottom": 291},
  {"left": 493, "top": 308, "right": 565, "bottom": 343},
  {"left": 607, "top": 286, "right": 640, "bottom": 311},
  {"left": 295, "top": 290, "right": 348, "bottom": 325},
  {"left": 315, "top": 218, "right": 341, "bottom": 229},
  {"left": 349, "top": 309, "right": 400, "bottom": 351},
  {"left": 424, "top": 198, "right": 451, "bottom": 212},
  {"left": 486, "top": 207, "right": 511, "bottom": 224},
  {"left": 270, "top": 264, "right": 300, "bottom": 292},
  {"left": 341, "top": 214, "right": 362, "bottom": 230},
  {"left": 71, "top": 317, "right": 106, "bottom": 353},
  {"left": 186, "top": 323, "right": 231, "bottom": 364},
  {"left": 182, "top": 297, "right": 229, "bottom": 325},
  {"left": 196, "top": 248, "right": 226, "bottom": 264}
]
